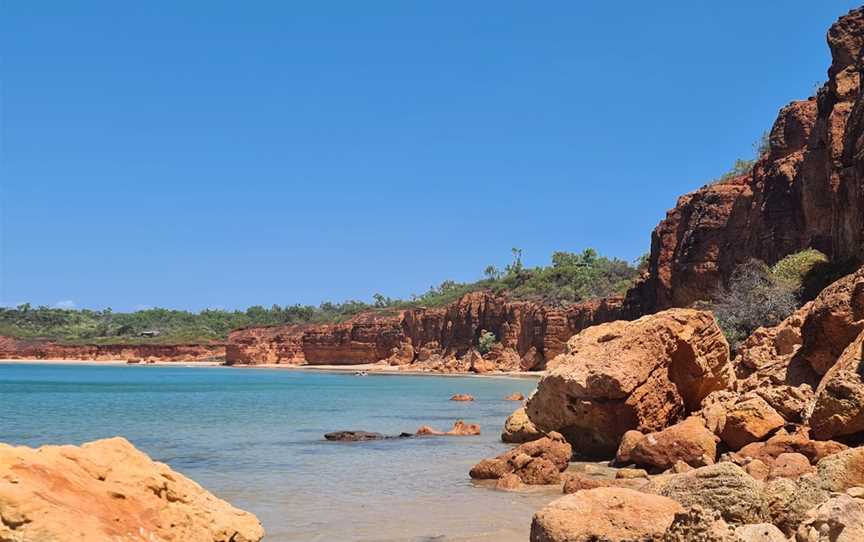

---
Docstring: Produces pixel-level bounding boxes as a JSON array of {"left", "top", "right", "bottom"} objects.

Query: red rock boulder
[
  {"left": 810, "top": 329, "right": 864, "bottom": 440},
  {"left": 526, "top": 309, "right": 733, "bottom": 457},
  {"left": 0, "top": 437, "right": 264, "bottom": 542},
  {"left": 615, "top": 416, "right": 718, "bottom": 471},
  {"left": 470, "top": 432, "right": 571, "bottom": 485},
  {"left": 530, "top": 488, "right": 683, "bottom": 542}
]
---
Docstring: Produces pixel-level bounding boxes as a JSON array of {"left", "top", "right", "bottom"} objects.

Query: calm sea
[{"left": 0, "top": 363, "right": 556, "bottom": 541}]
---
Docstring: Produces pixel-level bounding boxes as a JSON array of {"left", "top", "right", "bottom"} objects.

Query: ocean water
[{"left": 0, "top": 364, "right": 556, "bottom": 541}]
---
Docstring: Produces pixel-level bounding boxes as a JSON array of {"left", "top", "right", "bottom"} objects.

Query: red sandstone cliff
[
  {"left": 625, "top": 7, "right": 864, "bottom": 313},
  {"left": 226, "top": 291, "right": 631, "bottom": 369},
  {"left": 0, "top": 336, "right": 225, "bottom": 363}
]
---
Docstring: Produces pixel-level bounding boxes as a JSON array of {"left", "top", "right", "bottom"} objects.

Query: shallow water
[{"left": 0, "top": 364, "right": 555, "bottom": 541}]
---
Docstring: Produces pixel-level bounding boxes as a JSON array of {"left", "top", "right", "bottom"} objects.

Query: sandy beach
[{"left": 0, "top": 358, "right": 545, "bottom": 379}]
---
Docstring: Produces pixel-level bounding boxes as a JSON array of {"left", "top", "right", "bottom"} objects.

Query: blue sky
[{"left": 1, "top": 1, "right": 860, "bottom": 311}]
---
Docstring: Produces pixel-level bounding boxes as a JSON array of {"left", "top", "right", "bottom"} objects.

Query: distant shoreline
[{"left": 0, "top": 358, "right": 544, "bottom": 379}]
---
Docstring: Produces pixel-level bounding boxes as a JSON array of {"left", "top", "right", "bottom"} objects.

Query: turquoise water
[{"left": 0, "top": 364, "right": 553, "bottom": 541}]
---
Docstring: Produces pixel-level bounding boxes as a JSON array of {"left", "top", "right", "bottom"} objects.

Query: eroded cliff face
[
  {"left": 626, "top": 7, "right": 864, "bottom": 313},
  {"left": 226, "top": 291, "right": 632, "bottom": 369},
  {"left": 0, "top": 336, "right": 225, "bottom": 363}
]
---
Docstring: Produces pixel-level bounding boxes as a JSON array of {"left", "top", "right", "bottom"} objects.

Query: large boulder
[
  {"left": 810, "top": 330, "right": 864, "bottom": 440},
  {"left": 653, "top": 463, "right": 769, "bottom": 525},
  {"left": 526, "top": 309, "right": 733, "bottom": 457},
  {"left": 469, "top": 432, "right": 571, "bottom": 485},
  {"left": 735, "top": 303, "right": 815, "bottom": 387},
  {"left": 616, "top": 416, "right": 718, "bottom": 471},
  {"left": 0, "top": 437, "right": 264, "bottom": 542},
  {"left": 769, "top": 453, "right": 815, "bottom": 480},
  {"left": 718, "top": 395, "right": 786, "bottom": 451},
  {"left": 530, "top": 487, "right": 683, "bottom": 542},
  {"left": 798, "top": 267, "right": 864, "bottom": 375},
  {"left": 814, "top": 447, "right": 864, "bottom": 492},
  {"left": 700, "top": 391, "right": 786, "bottom": 450},
  {"left": 501, "top": 407, "right": 544, "bottom": 443}
]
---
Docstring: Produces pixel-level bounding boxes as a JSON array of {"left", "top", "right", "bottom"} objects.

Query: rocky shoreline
[
  {"left": 467, "top": 259, "right": 864, "bottom": 541},
  {"left": 7, "top": 5, "right": 864, "bottom": 541}
]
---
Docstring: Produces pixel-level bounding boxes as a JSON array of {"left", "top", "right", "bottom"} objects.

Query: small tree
[
  {"left": 477, "top": 329, "right": 498, "bottom": 354},
  {"left": 713, "top": 259, "right": 797, "bottom": 352},
  {"left": 372, "top": 293, "right": 389, "bottom": 308},
  {"left": 484, "top": 265, "right": 502, "bottom": 281}
]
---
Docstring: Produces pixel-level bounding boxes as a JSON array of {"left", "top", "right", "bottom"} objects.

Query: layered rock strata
[{"left": 227, "top": 291, "right": 634, "bottom": 369}]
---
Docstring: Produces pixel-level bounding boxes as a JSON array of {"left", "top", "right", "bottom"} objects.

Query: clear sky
[{"left": 1, "top": 1, "right": 860, "bottom": 311}]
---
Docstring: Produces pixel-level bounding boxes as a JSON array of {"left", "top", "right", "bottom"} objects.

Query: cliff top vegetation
[{"left": 0, "top": 248, "right": 643, "bottom": 344}]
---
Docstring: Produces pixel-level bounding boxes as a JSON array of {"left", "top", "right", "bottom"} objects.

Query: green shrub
[
  {"left": 477, "top": 330, "right": 498, "bottom": 354},
  {"left": 771, "top": 249, "right": 829, "bottom": 292}
]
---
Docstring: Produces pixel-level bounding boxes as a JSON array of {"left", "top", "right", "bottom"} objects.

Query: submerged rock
[
  {"left": 324, "top": 430, "right": 413, "bottom": 441},
  {"left": 0, "top": 437, "right": 264, "bottom": 542},
  {"left": 325, "top": 430, "right": 387, "bottom": 441},
  {"left": 450, "top": 394, "right": 475, "bottom": 402},
  {"left": 415, "top": 420, "right": 480, "bottom": 436}
]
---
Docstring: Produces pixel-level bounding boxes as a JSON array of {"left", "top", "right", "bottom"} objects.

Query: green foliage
[
  {"left": 0, "top": 247, "right": 642, "bottom": 344},
  {"left": 477, "top": 330, "right": 497, "bottom": 354},
  {"left": 771, "top": 249, "right": 829, "bottom": 292},
  {"left": 710, "top": 132, "right": 770, "bottom": 185},
  {"left": 715, "top": 158, "right": 756, "bottom": 182},
  {"left": 712, "top": 259, "right": 798, "bottom": 352},
  {"left": 0, "top": 301, "right": 376, "bottom": 345}
]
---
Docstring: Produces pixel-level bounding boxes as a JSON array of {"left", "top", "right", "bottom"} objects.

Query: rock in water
[
  {"left": 504, "top": 392, "right": 525, "bottom": 401},
  {"left": 470, "top": 432, "right": 571, "bottom": 485},
  {"left": 530, "top": 487, "right": 682, "bottom": 542},
  {"left": 450, "top": 394, "right": 475, "bottom": 401},
  {"left": 0, "top": 437, "right": 264, "bottom": 542},
  {"left": 501, "top": 406, "right": 544, "bottom": 443},
  {"left": 415, "top": 420, "right": 480, "bottom": 436},
  {"left": 324, "top": 430, "right": 387, "bottom": 441},
  {"left": 526, "top": 309, "right": 732, "bottom": 457}
]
